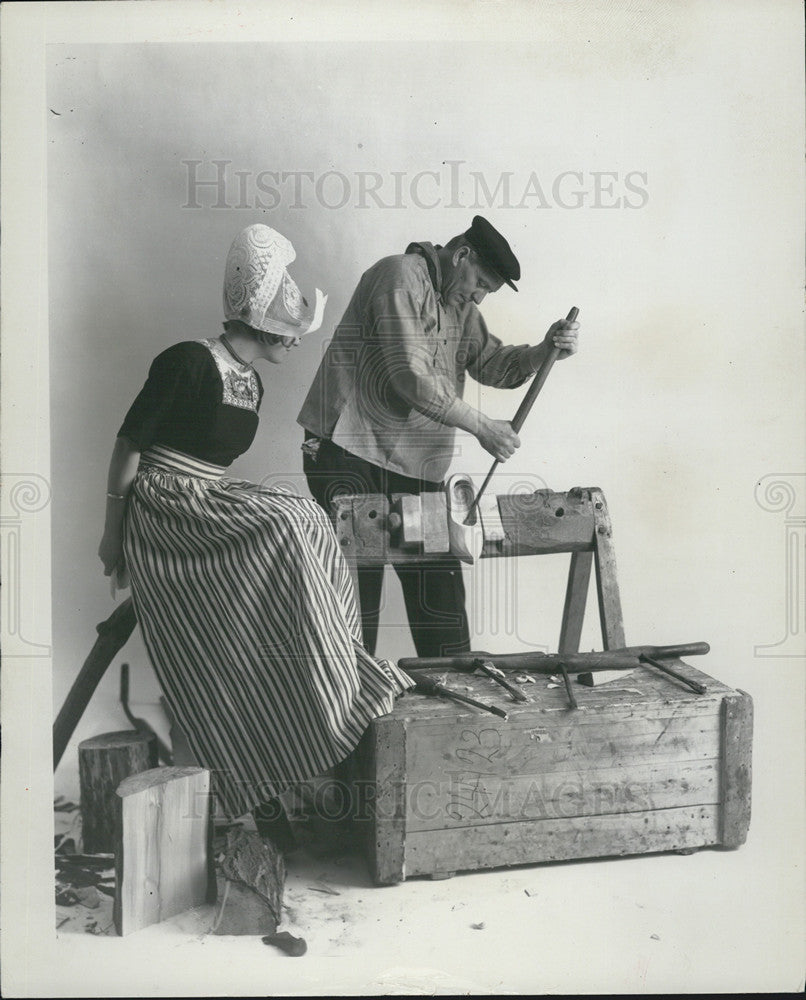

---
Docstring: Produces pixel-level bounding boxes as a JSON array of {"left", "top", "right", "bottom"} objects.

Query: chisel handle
[
  {"left": 559, "top": 663, "right": 578, "bottom": 709},
  {"left": 474, "top": 658, "right": 529, "bottom": 702},
  {"left": 510, "top": 306, "right": 578, "bottom": 433},
  {"left": 439, "top": 686, "right": 509, "bottom": 720},
  {"left": 637, "top": 642, "right": 710, "bottom": 659},
  {"left": 413, "top": 675, "right": 508, "bottom": 719},
  {"left": 640, "top": 655, "right": 708, "bottom": 695}
]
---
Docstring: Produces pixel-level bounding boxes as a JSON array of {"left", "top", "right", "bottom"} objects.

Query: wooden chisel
[
  {"left": 473, "top": 658, "right": 529, "bottom": 702},
  {"left": 413, "top": 674, "right": 509, "bottom": 720}
]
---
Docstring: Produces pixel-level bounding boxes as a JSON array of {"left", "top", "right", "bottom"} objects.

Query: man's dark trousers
[{"left": 303, "top": 436, "right": 471, "bottom": 658}]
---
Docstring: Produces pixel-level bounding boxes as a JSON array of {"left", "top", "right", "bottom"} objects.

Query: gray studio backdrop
[{"left": 48, "top": 34, "right": 801, "bottom": 800}]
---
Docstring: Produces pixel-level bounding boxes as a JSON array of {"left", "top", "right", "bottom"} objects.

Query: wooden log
[
  {"left": 114, "top": 766, "right": 211, "bottom": 936},
  {"left": 53, "top": 597, "right": 137, "bottom": 769},
  {"left": 212, "top": 829, "right": 285, "bottom": 936},
  {"left": 79, "top": 729, "right": 158, "bottom": 854}
]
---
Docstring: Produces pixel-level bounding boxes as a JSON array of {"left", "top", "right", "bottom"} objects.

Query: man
[{"left": 298, "top": 215, "right": 579, "bottom": 658}]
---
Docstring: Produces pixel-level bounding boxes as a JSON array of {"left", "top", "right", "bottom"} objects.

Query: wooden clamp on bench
[{"left": 332, "top": 483, "right": 625, "bottom": 653}]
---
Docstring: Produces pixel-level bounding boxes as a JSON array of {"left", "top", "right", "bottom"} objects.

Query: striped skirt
[{"left": 123, "top": 444, "right": 413, "bottom": 819}]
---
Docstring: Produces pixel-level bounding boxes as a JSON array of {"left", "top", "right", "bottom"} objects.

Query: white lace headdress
[{"left": 223, "top": 224, "right": 326, "bottom": 336}]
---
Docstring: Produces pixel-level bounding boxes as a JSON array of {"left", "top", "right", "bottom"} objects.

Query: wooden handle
[
  {"left": 53, "top": 597, "right": 137, "bottom": 770},
  {"left": 643, "top": 642, "right": 710, "bottom": 658},
  {"left": 402, "top": 655, "right": 485, "bottom": 673},
  {"left": 413, "top": 675, "right": 508, "bottom": 719},
  {"left": 640, "top": 655, "right": 708, "bottom": 694},
  {"left": 510, "top": 306, "right": 578, "bottom": 433},
  {"left": 398, "top": 641, "right": 710, "bottom": 675},
  {"left": 400, "top": 651, "right": 642, "bottom": 673}
]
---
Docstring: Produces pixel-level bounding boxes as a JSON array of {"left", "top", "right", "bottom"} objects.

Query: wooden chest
[{"left": 356, "top": 660, "right": 752, "bottom": 884}]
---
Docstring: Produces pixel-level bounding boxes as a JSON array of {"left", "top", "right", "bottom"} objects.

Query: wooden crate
[{"left": 356, "top": 661, "right": 752, "bottom": 884}]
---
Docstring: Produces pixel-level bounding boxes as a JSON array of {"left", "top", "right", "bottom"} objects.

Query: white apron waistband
[{"left": 139, "top": 444, "right": 226, "bottom": 480}]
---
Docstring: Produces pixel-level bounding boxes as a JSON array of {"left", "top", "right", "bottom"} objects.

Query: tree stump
[
  {"left": 114, "top": 766, "right": 212, "bottom": 936},
  {"left": 78, "top": 729, "right": 157, "bottom": 853}
]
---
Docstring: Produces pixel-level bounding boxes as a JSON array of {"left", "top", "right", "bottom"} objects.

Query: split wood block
[
  {"left": 212, "top": 829, "right": 285, "bottom": 936},
  {"left": 420, "top": 491, "right": 450, "bottom": 553},
  {"left": 212, "top": 877, "right": 278, "bottom": 936},
  {"left": 78, "top": 729, "right": 158, "bottom": 853},
  {"left": 114, "top": 766, "right": 212, "bottom": 936},
  {"left": 357, "top": 662, "right": 752, "bottom": 884},
  {"left": 399, "top": 494, "right": 423, "bottom": 546}
]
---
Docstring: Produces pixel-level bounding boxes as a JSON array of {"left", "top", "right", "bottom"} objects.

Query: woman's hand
[
  {"left": 98, "top": 528, "right": 124, "bottom": 577},
  {"left": 100, "top": 436, "right": 141, "bottom": 584}
]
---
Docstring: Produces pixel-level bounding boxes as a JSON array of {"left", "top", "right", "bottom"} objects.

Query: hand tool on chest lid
[
  {"left": 399, "top": 641, "right": 710, "bottom": 675},
  {"left": 412, "top": 673, "right": 509, "bottom": 720},
  {"left": 472, "top": 657, "right": 529, "bottom": 702}
]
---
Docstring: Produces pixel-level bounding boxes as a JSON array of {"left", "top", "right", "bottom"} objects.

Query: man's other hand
[
  {"left": 477, "top": 417, "right": 521, "bottom": 462},
  {"left": 544, "top": 316, "right": 580, "bottom": 360}
]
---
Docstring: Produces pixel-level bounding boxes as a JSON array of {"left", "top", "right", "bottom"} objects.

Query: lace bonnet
[{"left": 223, "top": 224, "right": 326, "bottom": 336}]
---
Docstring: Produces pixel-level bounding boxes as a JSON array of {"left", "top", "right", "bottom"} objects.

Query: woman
[{"left": 98, "top": 224, "right": 412, "bottom": 841}]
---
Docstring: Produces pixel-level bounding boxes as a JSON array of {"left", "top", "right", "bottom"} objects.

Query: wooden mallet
[{"left": 465, "top": 306, "right": 579, "bottom": 524}]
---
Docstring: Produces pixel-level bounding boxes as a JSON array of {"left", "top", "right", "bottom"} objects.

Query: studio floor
[
  {"left": 49, "top": 816, "right": 801, "bottom": 996},
  {"left": 47, "top": 669, "right": 806, "bottom": 997}
]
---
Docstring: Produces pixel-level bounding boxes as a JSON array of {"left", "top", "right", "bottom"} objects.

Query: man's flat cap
[{"left": 463, "top": 215, "right": 520, "bottom": 291}]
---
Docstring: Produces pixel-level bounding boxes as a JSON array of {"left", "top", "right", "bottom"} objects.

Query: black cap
[{"left": 463, "top": 215, "right": 520, "bottom": 291}]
